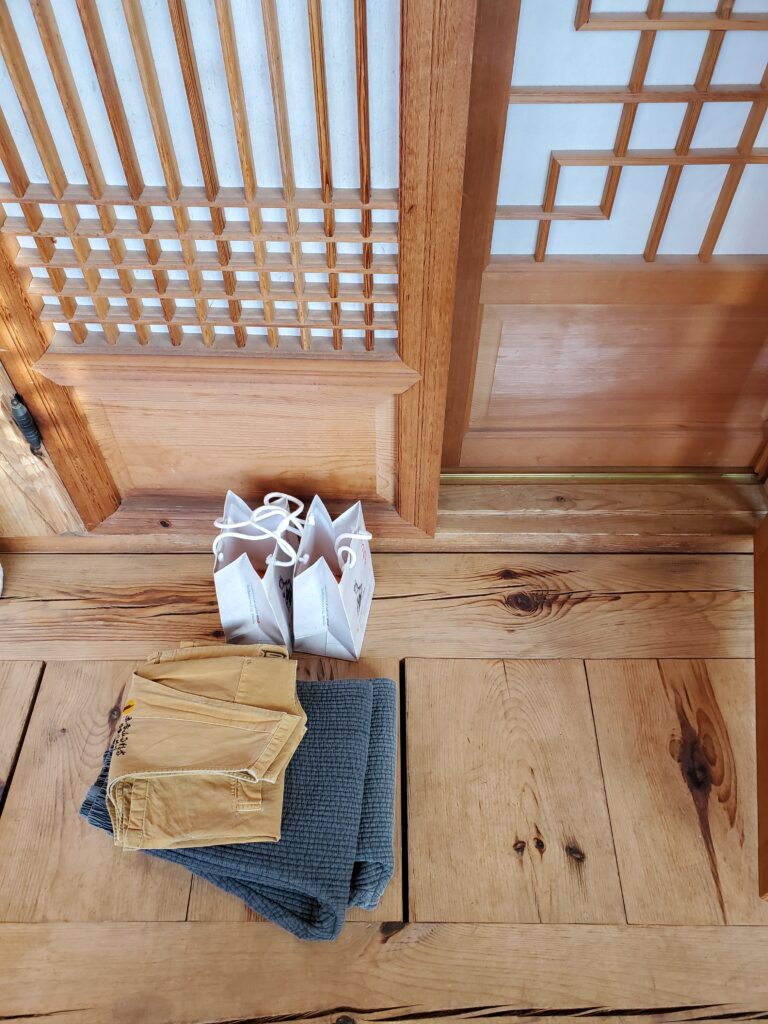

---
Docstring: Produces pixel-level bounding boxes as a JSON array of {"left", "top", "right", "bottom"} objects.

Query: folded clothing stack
[
  {"left": 102, "top": 643, "right": 306, "bottom": 850},
  {"left": 81, "top": 644, "right": 397, "bottom": 941}
]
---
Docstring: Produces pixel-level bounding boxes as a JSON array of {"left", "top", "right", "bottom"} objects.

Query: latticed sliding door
[
  {"left": 0, "top": 0, "right": 474, "bottom": 534},
  {"left": 445, "top": 0, "right": 768, "bottom": 473}
]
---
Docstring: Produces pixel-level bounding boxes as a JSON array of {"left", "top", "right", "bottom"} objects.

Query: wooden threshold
[
  {"left": 1, "top": 477, "right": 765, "bottom": 554},
  {"left": 0, "top": 551, "right": 752, "bottom": 661}
]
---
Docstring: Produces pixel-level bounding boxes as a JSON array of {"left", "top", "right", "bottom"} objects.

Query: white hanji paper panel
[{"left": 494, "top": 0, "right": 768, "bottom": 256}]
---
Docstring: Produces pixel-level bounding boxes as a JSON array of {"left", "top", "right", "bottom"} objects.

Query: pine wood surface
[
  {"left": 1, "top": 479, "right": 764, "bottom": 554},
  {"left": 0, "top": 545, "right": 766, "bottom": 1020},
  {"left": 754, "top": 515, "right": 768, "bottom": 897},
  {"left": 0, "top": 660, "right": 192, "bottom": 922},
  {"left": 0, "top": 661, "right": 41, "bottom": 806},
  {"left": 4, "top": 922, "right": 768, "bottom": 1022},
  {"left": 588, "top": 658, "right": 768, "bottom": 925},
  {"left": 406, "top": 658, "right": 624, "bottom": 923},
  {"left": 0, "top": 362, "right": 82, "bottom": 538},
  {"left": 0, "top": 552, "right": 753, "bottom": 660}
]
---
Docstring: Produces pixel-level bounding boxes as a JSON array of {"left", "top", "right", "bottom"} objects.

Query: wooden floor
[{"left": 1, "top": 551, "right": 767, "bottom": 1022}]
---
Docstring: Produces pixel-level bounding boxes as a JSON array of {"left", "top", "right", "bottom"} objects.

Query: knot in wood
[{"left": 505, "top": 591, "right": 544, "bottom": 613}]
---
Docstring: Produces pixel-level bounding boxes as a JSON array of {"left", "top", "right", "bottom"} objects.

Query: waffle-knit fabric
[{"left": 81, "top": 678, "right": 396, "bottom": 941}]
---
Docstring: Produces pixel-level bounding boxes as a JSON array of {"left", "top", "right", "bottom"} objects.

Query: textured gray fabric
[{"left": 81, "top": 677, "right": 397, "bottom": 941}]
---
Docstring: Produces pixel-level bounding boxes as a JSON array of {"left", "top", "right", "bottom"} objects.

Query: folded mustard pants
[{"left": 106, "top": 644, "right": 306, "bottom": 851}]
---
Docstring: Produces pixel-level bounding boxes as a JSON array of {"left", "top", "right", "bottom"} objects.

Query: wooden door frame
[
  {"left": 0, "top": 0, "right": 478, "bottom": 539},
  {"left": 442, "top": 0, "right": 522, "bottom": 469},
  {"left": 756, "top": 514, "right": 768, "bottom": 898}
]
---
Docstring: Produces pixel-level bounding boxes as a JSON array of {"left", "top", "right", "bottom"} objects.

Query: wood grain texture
[
  {"left": 579, "top": 12, "right": 768, "bottom": 30},
  {"left": 397, "top": 0, "right": 477, "bottom": 532},
  {"left": 462, "top": 302, "right": 768, "bottom": 470},
  {"left": 442, "top": 0, "right": 521, "bottom": 467},
  {"left": 0, "top": 660, "right": 192, "bottom": 922},
  {"left": 587, "top": 659, "right": 768, "bottom": 924},
  {"left": 755, "top": 515, "right": 768, "bottom": 897},
  {"left": 188, "top": 655, "right": 403, "bottom": 922},
  {"left": 33, "top": 341, "right": 405, "bottom": 505},
  {"left": 0, "top": 661, "right": 41, "bottom": 806},
  {"left": 0, "top": 238, "right": 119, "bottom": 529},
  {"left": 0, "top": 552, "right": 752, "bottom": 660},
  {"left": 5, "top": 922, "right": 768, "bottom": 1021},
  {"left": 406, "top": 658, "right": 624, "bottom": 923},
  {"left": 0, "top": 362, "right": 82, "bottom": 537},
  {"left": 481, "top": 258, "right": 768, "bottom": 306},
  {"left": 508, "top": 84, "right": 766, "bottom": 104},
  {"left": 1, "top": 479, "right": 764, "bottom": 554}
]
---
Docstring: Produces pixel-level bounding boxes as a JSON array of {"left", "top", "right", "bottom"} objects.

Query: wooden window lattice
[
  {"left": 503, "top": 0, "right": 768, "bottom": 263},
  {"left": 0, "top": 0, "right": 398, "bottom": 352}
]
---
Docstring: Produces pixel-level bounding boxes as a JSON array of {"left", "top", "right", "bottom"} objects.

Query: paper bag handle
[{"left": 334, "top": 530, "right": 373, "bottom": 570}]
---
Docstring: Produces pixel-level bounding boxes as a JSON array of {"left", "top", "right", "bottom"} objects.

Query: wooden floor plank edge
[
  {"left": 0, "top": 662, "right": 45, "bottom": 818},
  {"left": 4, "top": 922, "right": 768, "bottom": 1020}
]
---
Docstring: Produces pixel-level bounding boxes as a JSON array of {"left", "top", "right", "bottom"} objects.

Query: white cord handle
[
  {"left": 334, "top": 530, "right": 373, "bottom": 570},
  {"left": 213, "top": 493, "right": 305, "bottom": 568}
]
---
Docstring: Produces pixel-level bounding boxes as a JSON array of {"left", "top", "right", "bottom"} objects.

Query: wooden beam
[
  {"left": 354, "top": 0, "right": 374, "bottom": 351},
  {"left": 555, "top": 147, "right": 768, "bottom": 166},
  {"left": 508, "top": 84, "right": 768, "bottom": 104},
  {"left": 261, "top": 0, "right": 309, "bottom": 350},
  {"left": 480, "top": 257, "right": 768, "bottom": 306},
  {"left": 438, "top": 0, "right": 519, "bottom": 469},
  {"left": 307, "top": 0, "right": 339, "bottom": 350},
  {"left": 397, "top": 0, "right": 477, "bottom": 532},
  {"left": 496, "top": 204, "right": 605, "bottom": 221},
  {"left": 0, "top": 239, "right": 120, "bottom": 530},
  {"left": 579, "top": 12, "right": 768, "bottom": 30},
  {"left": 756, "top": 515, "right": 768, "bottom": 898},
  {"left": 0, "top": 181, "right": 400, "bottom": 210}
]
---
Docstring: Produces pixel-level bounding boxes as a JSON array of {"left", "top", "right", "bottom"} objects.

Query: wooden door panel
[
  {"left": 462, "top": 295, "right": 768, "bottom": 469},
  {"left": 0, "top": 0, "right": 476, "bottom": 538},
  {"left": 445, "top": 0, "right": 768, "bottom": 472}
]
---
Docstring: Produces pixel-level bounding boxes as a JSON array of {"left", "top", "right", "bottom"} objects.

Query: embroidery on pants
[{"left": 113, "top": 715, "right": 132, "bottom": 756}]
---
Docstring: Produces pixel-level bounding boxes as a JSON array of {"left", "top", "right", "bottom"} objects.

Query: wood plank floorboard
[
  {"left": 0, "top": 551, "right": 764, "bottom": 1020},
  {"left": 587, "top": 659, "right": 768, "bottom": 925},
  {"left": 0, "top": 552, "right": 754, "bottom": 659},
  {"left": 0, "top": 656, "right": 403, "bottom": 926},
  {"left": 406, "top": 658, "right": 625, "bottom": 923},
  {"left": 0, "top": 661, "right": 192, "bottom": 922},
  {"left": 3, "top": 922, "right": 768, "bottom": 1022},
  {"left": 0, "top": 661, "right": 42, "bottom": 807}
]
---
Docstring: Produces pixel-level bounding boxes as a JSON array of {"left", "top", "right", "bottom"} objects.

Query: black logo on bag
[
  {"left": 113, "top": 716, "right": 132, "bottom": 757},
  {"left": 354, "top": 581, "right": 365, "bottom": 613},
  {"left": 279, "top": 576, "right": 293, "bottom": 611}
]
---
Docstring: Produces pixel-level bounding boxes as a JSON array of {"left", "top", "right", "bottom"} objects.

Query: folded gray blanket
[{"left": 81, "top": 677, "right": 397, "bottom": 941}]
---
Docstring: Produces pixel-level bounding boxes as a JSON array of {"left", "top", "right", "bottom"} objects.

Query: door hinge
[{"left": 10, "top": 393, "right": 43, "bottom": 454}]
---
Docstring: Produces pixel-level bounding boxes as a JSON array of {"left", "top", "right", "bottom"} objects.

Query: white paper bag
[
  {"left": 292, "top": 496, "right": 374, "bottom": 660},
  {"left": 213, "top": 491, "right": 301, "bottom": 650}
]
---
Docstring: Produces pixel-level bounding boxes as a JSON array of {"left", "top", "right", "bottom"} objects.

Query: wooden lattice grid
[
  {"left": 501, "top": 0, "right": 768, "bottom": 263},
  {"left": 0, "top": 0, "right": 399, "bottom": 352}
]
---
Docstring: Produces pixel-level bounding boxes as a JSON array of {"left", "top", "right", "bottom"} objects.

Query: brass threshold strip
[{"left": 441, "top": 470, "right": 759, "bottom": 483}]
